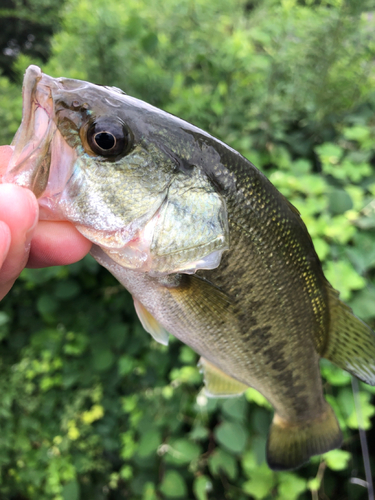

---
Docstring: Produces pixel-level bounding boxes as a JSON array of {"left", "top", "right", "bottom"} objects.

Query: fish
[{"left": 4, "top": 65, "right": 375, "bottom": 471}]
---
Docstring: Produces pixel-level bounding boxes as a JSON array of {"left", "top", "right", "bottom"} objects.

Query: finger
[
  {"left": 0, "top": 145, "right": 14, "bottom": 178},
  {"left": 0, "top": 184, "right": 38, "bottom": 299},
  {"left": 0, "top": 221, "right": 11, "bottom": 268},
  {"left": 27, "top": 221, "right": 92, "bottom": 268}
]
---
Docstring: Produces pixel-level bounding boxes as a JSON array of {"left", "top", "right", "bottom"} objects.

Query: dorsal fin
[{"left": 322, "top": 285, "right": 375, "bottom": 385}]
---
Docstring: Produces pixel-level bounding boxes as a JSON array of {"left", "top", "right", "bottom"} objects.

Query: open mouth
[{"left": 3, "top": 65, "right": 56, "bottom": 198}]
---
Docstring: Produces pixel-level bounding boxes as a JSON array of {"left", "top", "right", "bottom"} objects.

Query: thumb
[
  {"left": 0, "top": 184, "right": 39, "bottom": 300},
  {"left": 0, "top": 145, "right": 14, "bottom": 180}
]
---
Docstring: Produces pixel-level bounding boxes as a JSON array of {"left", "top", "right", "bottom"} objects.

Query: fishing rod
[{"left": 351, "top": 377, "right": 374, "bottom": 500}]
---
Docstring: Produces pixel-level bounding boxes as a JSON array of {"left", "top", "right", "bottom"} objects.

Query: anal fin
[
  {"left": 198, "top": 357, "right": 248, "bottom": 397},
  {"left": 323, "top": 286, "right": 375, "bottom": 385},
  {"left": 134, "top": 298, "right": 169, "bottom": 346}
]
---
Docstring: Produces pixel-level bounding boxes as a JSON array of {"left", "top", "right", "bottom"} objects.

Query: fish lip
[{"left": 3, "top": 65, "right": 57, "bottom": 197}]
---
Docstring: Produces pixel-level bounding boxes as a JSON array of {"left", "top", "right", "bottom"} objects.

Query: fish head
[{"left": 4, "top": 65, "right": 229, "bottom": 274}]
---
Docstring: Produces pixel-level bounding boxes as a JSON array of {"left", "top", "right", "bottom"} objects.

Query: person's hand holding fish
[{"left": 0, "top": 144, "right": 91, "bottom": 300}]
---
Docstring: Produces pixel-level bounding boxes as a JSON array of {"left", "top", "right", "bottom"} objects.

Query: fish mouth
[{"left": 3, "top": 65, "right": 57, "bottom": 198}]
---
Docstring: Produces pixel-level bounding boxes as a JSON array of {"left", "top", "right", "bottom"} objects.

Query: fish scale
[
  {"left": 199, "top": 223, "right": 325, "bottom": 420},
  {"left": 5, "top": 65, "right": 375, "bottom": 471}
]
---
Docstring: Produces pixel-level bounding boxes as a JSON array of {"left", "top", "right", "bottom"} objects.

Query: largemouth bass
[{"left": 4, "top": 65, "right": 375, "bottom": 471}]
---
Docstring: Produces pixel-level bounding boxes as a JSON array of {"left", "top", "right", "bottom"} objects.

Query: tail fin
[
  {"left": 266, "top": 403, "right": 342, "bottom": 471},
  {"left": 323, "top": 286, "right": 375, "bottom": 386}
]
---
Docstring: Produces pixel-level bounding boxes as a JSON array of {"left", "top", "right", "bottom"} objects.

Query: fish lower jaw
[
  {"left": 102, "top": 245, "right": 226, "bottom": 276},
  {"left": 38, "top": 202, "right": 66, "bottom": 221},
  {"left": 76, "top": 214, "right": 227, "bottom": 275}
]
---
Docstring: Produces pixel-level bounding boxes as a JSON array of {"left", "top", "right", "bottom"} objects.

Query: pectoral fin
[
  {"left": 134, "top": 298, "right": 169, "bottom": 346},
  {"left": 198, "top": 357, "right": 248, "bottom": 397},
  {"left": 322, "top": 286, "right": 375, "bottom": 385}
]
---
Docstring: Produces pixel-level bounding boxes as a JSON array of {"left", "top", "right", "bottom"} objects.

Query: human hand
[{"left": 0, "top": 145, "right": 92, "bottom": 300}]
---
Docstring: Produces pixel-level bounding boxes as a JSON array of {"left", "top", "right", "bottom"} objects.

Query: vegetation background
[{"left": 0, "top": 0, "right": 375, "bottom": 498}]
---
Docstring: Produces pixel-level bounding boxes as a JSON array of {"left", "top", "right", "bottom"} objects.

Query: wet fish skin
[{"left": 5, "top": 66, "right": 375, "bottom": 471}]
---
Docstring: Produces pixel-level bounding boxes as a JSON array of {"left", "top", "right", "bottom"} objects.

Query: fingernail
[
  {"left": 0, "top": 221, "right": 11, "bottom": 268},
  {"left": 25, "top": 189, "right": 39, "bottom": 246}
]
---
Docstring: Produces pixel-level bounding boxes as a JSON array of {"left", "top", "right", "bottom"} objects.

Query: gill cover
[{"left": 105, "top": 166, "right": 229, "bottom": 274}]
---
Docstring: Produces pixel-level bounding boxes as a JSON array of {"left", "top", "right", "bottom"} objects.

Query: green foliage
[
  {"left": 159, "top": 470, "right": 187, "bottom": 498},
  {"left": 0, "top": 0, "right": 66, "bottom": 81},
  {"left": 214, "top": 421, "right": 248, "bottom": 455},
  {"left": 0, "top": 74, "right": 22, "bottom": 144},
  {"left": 1, "top": 0, "right": 375, "bottom": 498}
]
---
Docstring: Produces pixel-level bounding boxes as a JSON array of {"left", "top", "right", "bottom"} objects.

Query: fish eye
[
  {"left": 94, "top": 131, "right": 116, "bottom": 150},
  {"left": 86, "top": 118, "right": 132, "bottom": 157}
]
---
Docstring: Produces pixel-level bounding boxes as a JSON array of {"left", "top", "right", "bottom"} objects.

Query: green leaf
[
  {"left": 193, "top": 475, "right": 212, "bottom": 500},
  {"left": 20, "top": 266, "right": 65, "bottom": 285},
  {"left": 63, "top": 332, "right": 89, "bottom": 356},
  {"left": 37, "top": 294, "right": 59, "bottom": 316},
  {"left": 307, "top": 477, "right": 321, "bottom": 492},
  {"left": 278, "top": 472, "right": 307, "bottom": 500},
  {"left": 242, "top": 449, "right": 260, "bottom": 475},
  {"left": 328, "top": 189, "right": 353, "bottom": 215},
  {"left": 346, "top": 232, "right": 375, "bottom": 274},
  {"left": 312, "top": 237, "right": 330, "bottom": 261},
  {"left": 62, "top": 480, "right": 80, "bottom": 500},
  {"left": 118, "top": 355, "right": 135, "bottom": 376},
  {"left": 170, "top": 365, "right": 201, "bottom": 385},
  {"left": 324, "top": 260, "right": 366, "bottom": 301},
  {"left": 350, "top": 287, "right": 375, "bottom": 321},
  {"left": 141, "top": 32, "right": 158, "bottom": 53},
  {"left": 251, "top": 435, "right": 267, "bottom": 465},
  {"left": 137, "top": 430, "right": 161, "bottom": 458},
  {"left": 179, "top": 345, "right": 197, "bottom": 364},
  {"left": 54, "top": 280, "right": 81, "bottom": 300},
  {"left": 221, "top": 396, "right": 247, "bottom": 422},
  {"left": 320, "top": 362, "right": 351, "bottom": 386},
  {"left": 346, "top": 391, "right": 375, "bottom": 430},
  {"left": 189, "top": 425, "right": 209, "bottom": 441},
  {"left": 323, "top": 449, "right": 351, "bottom": 470},
  {"left": 91, "top": 348, "right": 115, "bottom": 371},
  {"left": 159, "top": 470, "right": 187, "bottom": 498},
  {"left": 208, "top": 448, "right": 238, "bottom": 480},
  {"left": 346, "top": 248, "right": 375, "bottom": 275},
  {"left": 142, "top": 482, "right": 158, "bottom": 500},
  {"left": 164, "top": 439, "right": 201, "bottom": 466},
  {"left": 214, "top": 421, "right": 248, "bottom": 454},
  {"left": 245, "top": 388, "right": 272, "bottom": 409},
  {"left": 336, "top": 388, "right": 355, "bottom": 423},
  {"left": 316, "top": 143, "right": 343, "bottom": 165},
  {"left": 343, "top": 126, "right": 370, "bottom": 144},
  {"left": 242, "top": 463, "right": 275, "bottom": 499},
  {"left": 0, "top": 312, "right": 10, "bottom": 326}
]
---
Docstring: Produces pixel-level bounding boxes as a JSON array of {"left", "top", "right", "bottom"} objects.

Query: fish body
[{"left": 5, "top": 66, "right": 375, "bottom": 470}]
